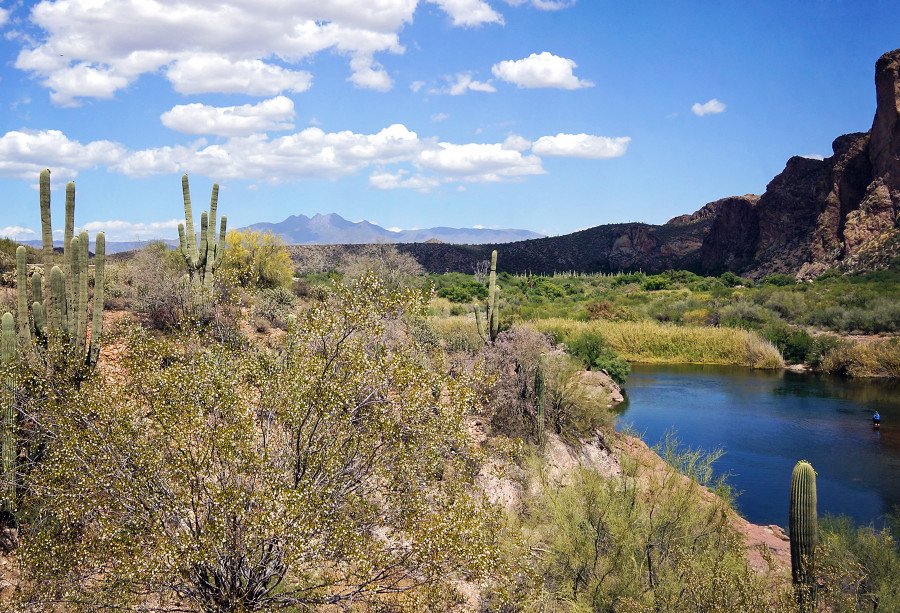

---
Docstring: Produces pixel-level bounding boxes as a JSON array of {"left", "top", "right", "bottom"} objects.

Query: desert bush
[
  {"left": 820, "top": 339, "right": 900, "bottom": 377},
  {"left": 253, "top": 286, "right": 297, "bottom": 329},
  {"left": 126, "top": 241, "right": 214, "bottom": 329},
  {"left": 816, "top": 514, "right": 900, "bottom": 612},
  {"left": 219, "top": 229, "right": 294, "bottom": 290},
  {"left": 562, "top": 330, "right": 629, "bottom": 384},
  {"left": 525, "top": 436, "right": 793, "bottom": 612},
  {"left": 338, "top": 243, "right": 424, "bottom": 290},
  {"left": 720, "top": 300, "right": 776, "bottom": 329},
  {"left": 720, "top": 271, "right": 753, "bottom": 287},
  {"left": 480, "top": 326, "right": 554, "bottom": 440},
  {"left": 760, "top": 273, "right": 796, "bottom": 287},
  {"left": 14, "top": 273, "right": 510, "bottom": 611},
  {"left": 761, "top": 323, "right": 814, "bottom": 364}
]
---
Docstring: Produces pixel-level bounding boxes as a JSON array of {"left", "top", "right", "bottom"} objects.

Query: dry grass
[
  {"left": 820, "top": 339, "right": 900, "bottom": 377},
  {"left": 534, "top": 318, "right": 784, "bottom": 369}
]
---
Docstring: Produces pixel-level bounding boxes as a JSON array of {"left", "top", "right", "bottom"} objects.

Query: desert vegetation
[{"left": 0, "top": 172, "right": 899, "bottom": 611}]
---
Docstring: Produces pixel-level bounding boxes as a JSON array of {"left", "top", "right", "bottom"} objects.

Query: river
[{"left": 616, "top": 363, "right": 900, "bottom": 528}]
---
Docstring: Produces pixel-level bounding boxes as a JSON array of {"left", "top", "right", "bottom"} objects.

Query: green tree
[
  {"left": 219, "top": 229, "right": 294, "bottom": 290},
  {"left": 15, "top": 273, "right": 508, "bottom": 611}
]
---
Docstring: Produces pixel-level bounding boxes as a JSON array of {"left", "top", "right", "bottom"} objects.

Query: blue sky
[{"left": 1, "top": 0, "right": 899, "bottom": 242}]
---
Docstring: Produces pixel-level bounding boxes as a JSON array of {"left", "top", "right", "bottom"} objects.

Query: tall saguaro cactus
[
  {"left": 4, "top": 170, "right": 106, "bottom": 367},
  {"left": 790, "top": 460, "right": 818, "bottom": 611},
  {"left": 178, "top": 174, "right": 226, "bottom": 288},
  {"left": 1, "top": 313, "right": 15, "bottom": 515},
  {"left": 475, "top": 250, "right": 500, "bottom": 343}
]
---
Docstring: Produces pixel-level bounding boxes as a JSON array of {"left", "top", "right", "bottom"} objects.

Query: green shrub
[
  {"left": 254, "top": 286, "right": 298, "bottom": 328},
  {"left": 760, "top": 273, "right": 796, "bottom": 287},
  {"left": 761, "top": 324, "right": 813, "bottom": 364},
  {"left": 720, "top": 271, "right": 753, "bottom": 287},
  {"left": 642, "top": 274, "right": 672, "bottom": 291},
  {"left": 564, "top": 330, "right": 629, "bottom": 384}
]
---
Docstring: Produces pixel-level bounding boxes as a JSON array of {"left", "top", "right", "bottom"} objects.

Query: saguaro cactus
[
  {"left": 6, "top": 170, "right": 105, "bottom": 367},
  {"left": 475, "top": 250, "right": 500, "bottom": 342},
  {"left": 790, "top": 460, "right": 818, "bottom": 611},
  {"left": 1, "top": 313, "right": 15, "bottom": 515},
  {"left": 535, "top": 357, "right": 546, "bottom": 445},
  {"left": 178, "top": 174, "right": 226, "bottom": 288}
]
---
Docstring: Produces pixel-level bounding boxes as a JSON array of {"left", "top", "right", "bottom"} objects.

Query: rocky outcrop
[
  {"left": 698, "top": 48, "right": 900, "bottom": 279},
  {"left": 286, "top": 49, "right": 900, "bottom": 279}
]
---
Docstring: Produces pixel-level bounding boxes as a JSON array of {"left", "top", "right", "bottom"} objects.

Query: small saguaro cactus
[
  {"left": 789, "top": 460, "right": 818, "bottom": 611},
  {"left": 535, "top": 356, "right": 546, "bottom": 445},
  {"left": 1, "top": 313, "right": 15, "bottom": 515},
  {"left": 5, "top": 170, "right": 106, "bottom": 367},
  {"left": 475, "top": 250, "right": 500, "bottom": 343},
  {"left": 178, "top": 174, "right": 226, "bottom": 288}
]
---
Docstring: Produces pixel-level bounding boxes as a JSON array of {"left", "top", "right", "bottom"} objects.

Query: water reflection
[{"left": 617, "top": 363, "right": 900, "bottom": 528}]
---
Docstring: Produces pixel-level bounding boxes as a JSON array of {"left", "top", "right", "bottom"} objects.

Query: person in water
[{"left": 874, "top": 411, "right": 881, "bottom": 428}]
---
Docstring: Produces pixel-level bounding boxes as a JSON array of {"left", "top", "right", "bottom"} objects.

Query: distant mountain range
[
  {"left": 16, "top": 214, "right": 542, "bottom": 255},
  {"left": 241, "top": 213, "right": 544, "bottom": 245}
]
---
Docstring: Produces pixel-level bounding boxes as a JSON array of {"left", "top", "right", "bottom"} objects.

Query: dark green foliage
[
  {"left": 436, "top": 281, "right": 487, "bottom": 303},
  {"left": 760, "top": 273, "right": 797, "bottom": 287},
  {"left": 790, "top": 460, "right": 818, "bottom": 610},
  {"left": 641, "top": 274, "right": 673, "bottom": 291},
  {"left": 720, "top": 271, "right": 753, "bottom": 287},
  {"left": 762, "top": 324, "right": 814, "bottom": 364},
  {"left": 564, "top": 330, "right": 629, "bottom": 384}
]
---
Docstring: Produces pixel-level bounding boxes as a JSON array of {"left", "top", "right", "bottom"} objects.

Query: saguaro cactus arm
[{"left": 88, "top": 233, "right": 105, "bottom": 367}]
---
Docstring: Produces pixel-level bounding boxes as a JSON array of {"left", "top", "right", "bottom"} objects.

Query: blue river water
[{"left": 615, "top": 363, "right": 900, "bottom": 528}]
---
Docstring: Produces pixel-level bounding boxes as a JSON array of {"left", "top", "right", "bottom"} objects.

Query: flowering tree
[{"left": 15, "top": 274, "right": 508, "bottom": 611}]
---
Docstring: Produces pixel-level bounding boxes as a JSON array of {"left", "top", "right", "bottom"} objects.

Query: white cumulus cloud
[
  {"left": 0, "top": 7, "right": 10, "bottom": 28},
  {"left": 166, "top": 56, "right": 313, "bottom": 96},
  {"left": 492, "top": 51, "right": 593, "bottom": 89},
  {"left": 417, "top": 142, "right": 545, "bottom": 182},
  {"left": 691, "top": 98, "right": 726, "bottom": 116},
  {"left": 15, "top": 0, "right": 477, "bottom": 103},
  {"left": 0, "top": 129, "right": 126, "bottom": 179},
  {"left": 502, "top": 134, "right": 532, "bottom": 151},
  {"left": 369, "top": 170, "right": 442, "bottom": 192},
  {"left": 431, "top": 72, "right": 496, "bottom": 95},
  {"left": 0, "top": 226, "right": 37, "bottom": 239},
  {"left": 161, "top": 97, "right": 296, "bottom": 137},
  {"left": 427, "top": 0, "right": 504, "bottom": 26},
  {"left": 501, "top": 0, "right": 575, "bottom": 9},
  {"left": 531, "top": 133, "right": 630, "bottom": 159}
]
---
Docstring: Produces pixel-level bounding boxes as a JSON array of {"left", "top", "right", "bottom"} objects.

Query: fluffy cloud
[
  {"left": 81, "top": 219, "right": 182, "bottom": 241},
  {"left": 502, "top": 134, "right": 532, "bottom": 151},
  {"left": 1, "top": 123, "right": 629, "bottom": 190},
  {"left": 431, "top": 73, "right": 496, "bottom": 95},
  {"left": 0, "top": 227, "right": 36, "bottom": 239},
  {"left": 166, "top": 56, "right": 313, "bottom": 96},
  {"left": 13, "top": 0, "right": 516, "bottom": 103},
  {"left": 0, "top": 7, "right": 10, "bottom": 28},
  {"left": 427, "top": 0, "right": 504, "bottom": 26},
  {"left": 500, "top": 0, "right": 575, "bottom": 9},
  {"left": 0, "top": 129, "right": 125, "bottom": 179},
  {"left": 531, "top": 133, "right": 630, "bottom": 158},
  {"left": 492, "top": 52, "right": 593, "bottom": 89},
  {"left": 417, "top": 142, "right": 545, "bottom": 182},
  {"left": 691, "top": 98, "right": 726, "bottom": 116},
  {"left": 160, "top": 97, "right": 296, "bottom": 137}
]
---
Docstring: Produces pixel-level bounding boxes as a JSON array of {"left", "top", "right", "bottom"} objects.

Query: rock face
[
  {"left": 289, "top": 49, "right": 900, "bottom": 279},
  {"left": 698, "top": 48, "right": 900, "bottom": 278}
]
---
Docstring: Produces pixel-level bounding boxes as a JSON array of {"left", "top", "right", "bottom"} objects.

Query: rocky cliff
[
  {"left": 289, "top": 49, "right": 900, "bottom": 278},
  {"left": 698, "top": 48, "right": 900, "bottom": 279}
]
